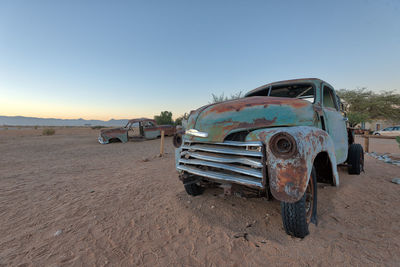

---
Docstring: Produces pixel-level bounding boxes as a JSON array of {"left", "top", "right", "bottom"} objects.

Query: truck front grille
[{"left": 177, "top": 140, "right": 266, "bottom": 189}]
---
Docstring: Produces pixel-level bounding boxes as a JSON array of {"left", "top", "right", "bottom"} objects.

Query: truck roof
[
  {"left": 245, "top": 78, "right": 333, "bottom": 97},
  {"left": 128, "top": 118, "right": 156, "bottom": 124}
]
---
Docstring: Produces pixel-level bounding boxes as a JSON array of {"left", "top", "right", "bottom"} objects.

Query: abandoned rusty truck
[
  {"left": 98, "top": 118, "right": 175, "bottom": 144},
  {"left": 174, "top": 78, "right": 364, "bottom": 238}
]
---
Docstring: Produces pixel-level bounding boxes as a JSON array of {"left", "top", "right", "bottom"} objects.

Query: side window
[
  {"left": 323, "top": 86, "right": 337, "bottom": 109},
  {"left": 144, "top": 121, "right": 155, "bottom": 127},
  {"left": 383, "top": 127, "right": 392, "bottom": 131}
]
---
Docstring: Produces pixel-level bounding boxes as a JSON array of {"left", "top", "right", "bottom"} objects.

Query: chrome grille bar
[
  {"left": 181, "top": 144, "right": 262, "bottom": 157},
  {"left": 177, "top": 165, "right": 263, "bottom": 188},
  {"left": 179, "top": 158, "right": 263, "bottom": 178},
  {"left": 180, "top": 151, "right": 263, "bottom": 168},
  {"left": 178, "top": 140, "right": 266, "bottom": 189}
]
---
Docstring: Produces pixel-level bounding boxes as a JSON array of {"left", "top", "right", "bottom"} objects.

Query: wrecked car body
[
  {"left": 98, "top": 118, "right": 175, "bottom": 144},
  {"left": 175, "top": 78, "right": 364, "bottom": 238}
]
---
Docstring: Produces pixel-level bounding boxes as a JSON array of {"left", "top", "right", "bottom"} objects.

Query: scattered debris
[
  {"left": 89, "top": 190, "right": 95, "bottom": 193},
  {"left": 391, "top": 178, "right": 400, "bottom": 184},
  {"left": 54, "top": 230, "right": 62, "bottom": 236},
  {"left": 142, "top": 157, "right": 149, "bottom": 162},
  {"left": 367, "top": 152, "right": 400, "bottom": 166},
  {"left": 210, "top": 205, "right": 215, "bottom": 209}
]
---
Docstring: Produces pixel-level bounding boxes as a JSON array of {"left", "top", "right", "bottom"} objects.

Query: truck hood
[{"left": 187, "top": 96, "right": 316, "bottom": 142}]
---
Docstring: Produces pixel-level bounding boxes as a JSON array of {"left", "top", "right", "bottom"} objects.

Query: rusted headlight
[
  {"left": 173, "top": 133, "right": 183, "bottom": 148},
  {"left": 269, "top": 132, "right": 297, "bottom": 158}
]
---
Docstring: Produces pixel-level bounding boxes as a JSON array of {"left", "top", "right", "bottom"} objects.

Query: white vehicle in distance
[{"left": 373, "top": 126, "right": 400, "bottom": 136}]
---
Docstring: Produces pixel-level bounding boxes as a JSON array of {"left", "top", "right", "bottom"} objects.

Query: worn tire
[
  {"left": 184, "top": 183, "right": 204, "bottom": 196},
  {"left": 281, "top": 168, "right": 317, "bottom": 238},
  {"left": 347, "top": 143, "right": 364, "bottom": 175}
]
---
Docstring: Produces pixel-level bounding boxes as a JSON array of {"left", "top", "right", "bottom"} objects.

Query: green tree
[
  {"left": 154, "top": 111, "right": 173, "bottom": 125},
  {"left": 210, "top": 91, "right": 243, "bottom": 103},
  {"left": 346, "top": 112, "right": 370, "bottom": 128},
  {"left": 174, "top": 112, "right": 189, "bottom": 126},
  {"left": 336, "top": 88, "right": 400, "bottom": 127}
]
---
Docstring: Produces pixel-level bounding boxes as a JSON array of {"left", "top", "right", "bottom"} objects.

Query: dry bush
[
  {"left": 42, "top": 128, "right": 55, "bottom": 136},
  {"left": 91, "top": 125, "right": 106, "bottom": 130}
]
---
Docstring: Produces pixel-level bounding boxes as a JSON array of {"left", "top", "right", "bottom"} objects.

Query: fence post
[
  {"left": 159, "top": 130, "right": 165, "bottom": 156},
  {"left": 364, "top": 135, "right": 369, "bottom": 153}
]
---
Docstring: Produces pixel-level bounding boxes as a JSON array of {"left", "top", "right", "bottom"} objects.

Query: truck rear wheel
[
  {"left": 184, "top": 182, "right": 204, "bottom": 196},
  {"left": 281, "top": 168, "right": 317, "bottom": 238},
  {"left": 347, "top": 143, "right": 364, "bottom": 175}
]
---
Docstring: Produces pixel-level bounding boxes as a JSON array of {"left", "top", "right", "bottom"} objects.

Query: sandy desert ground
[{"left": 0, "top": 127, "right": 399, "bottom": 266}]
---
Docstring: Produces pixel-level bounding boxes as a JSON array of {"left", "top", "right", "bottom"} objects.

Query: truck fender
[{"left": 246, "top": 126, "right": 339, "bottom": 203}]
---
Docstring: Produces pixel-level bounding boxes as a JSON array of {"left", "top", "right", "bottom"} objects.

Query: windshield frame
[{"left": 246, "top": 82, "right": 316, "bottom": 104}]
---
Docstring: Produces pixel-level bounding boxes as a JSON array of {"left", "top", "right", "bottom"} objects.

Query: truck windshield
[
  {"left": 247, "top": 83, "right": 315, "bottom": 102},
  {"left": 269, "top": 84, "right": 314, "bottom": 102}
]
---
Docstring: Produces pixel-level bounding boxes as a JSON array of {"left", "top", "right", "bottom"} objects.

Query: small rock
[
  {"left": 187, "top": 200, "right": 191, "bottom": 204},
  {"left": 211, "top": 205, "right": 215, "bottom": 209},
  {"left": 246, "top": 220, "right": 256, "bottom": 228},
  {"left": 54, "top": 230, "right": 62, "bottom": 236},
  {"left": 90, "top": 190, "right": 95, "bottom": 193},
  {"left": 391, "top": 178, "right": 400, "bottom": 184},
  {"left": 234, "top": 232, "right": 248, "bottom": 240},
  {"left": 142, "top": 157, "right": 149, "bottom": 162}
]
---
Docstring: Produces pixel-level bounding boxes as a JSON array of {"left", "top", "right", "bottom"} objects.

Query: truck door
[
  {"left": 322, "top": 85, "right": 348, "bottom": 164},
  {"left": 143, "top": 121, "right": 161, "bottom": 139}
]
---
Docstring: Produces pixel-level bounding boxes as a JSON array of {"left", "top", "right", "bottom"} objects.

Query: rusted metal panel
[
  {"left": 144, "top": 129, "right": 160, "bottom": 139},
  {"left": 187, "top": 96, "right": 316, "bottom": 143},
  {"left": 99, "top": 128, "right": 128, "bottom": 143},
  {"left": 246, "top": 126, "right": 339, "bottom": 202}
]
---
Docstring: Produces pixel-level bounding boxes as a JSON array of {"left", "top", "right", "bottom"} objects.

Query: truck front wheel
[
  {"left": 281, "top": 168, "right": 317, "bottom": 238},
  {"left": 184, "top": 182, "right": 204, "bottom": 196}
]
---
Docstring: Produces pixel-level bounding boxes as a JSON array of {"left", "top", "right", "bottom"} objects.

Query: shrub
[
  {"left": 42, "top": 128, "right": 55, "bottom": 135},
  {"left": 91, "top": 125, "right": 106, "bottom": 130}
]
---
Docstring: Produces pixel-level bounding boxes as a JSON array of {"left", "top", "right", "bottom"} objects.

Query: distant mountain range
[{"left": 0, "top": 116, "right": 129, "bottom": 127}]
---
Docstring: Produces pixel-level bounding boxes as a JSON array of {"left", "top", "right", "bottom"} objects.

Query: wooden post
[
  {"left": 159, "top": 130, "right": 165, "bottom": 157},
  {"left": 364, "top": 135, "right": 369, "bottom": 153}
]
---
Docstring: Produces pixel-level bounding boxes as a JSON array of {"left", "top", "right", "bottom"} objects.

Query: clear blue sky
[{"left": 1, "top": 0, "right": 399, "bottom": 120}]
